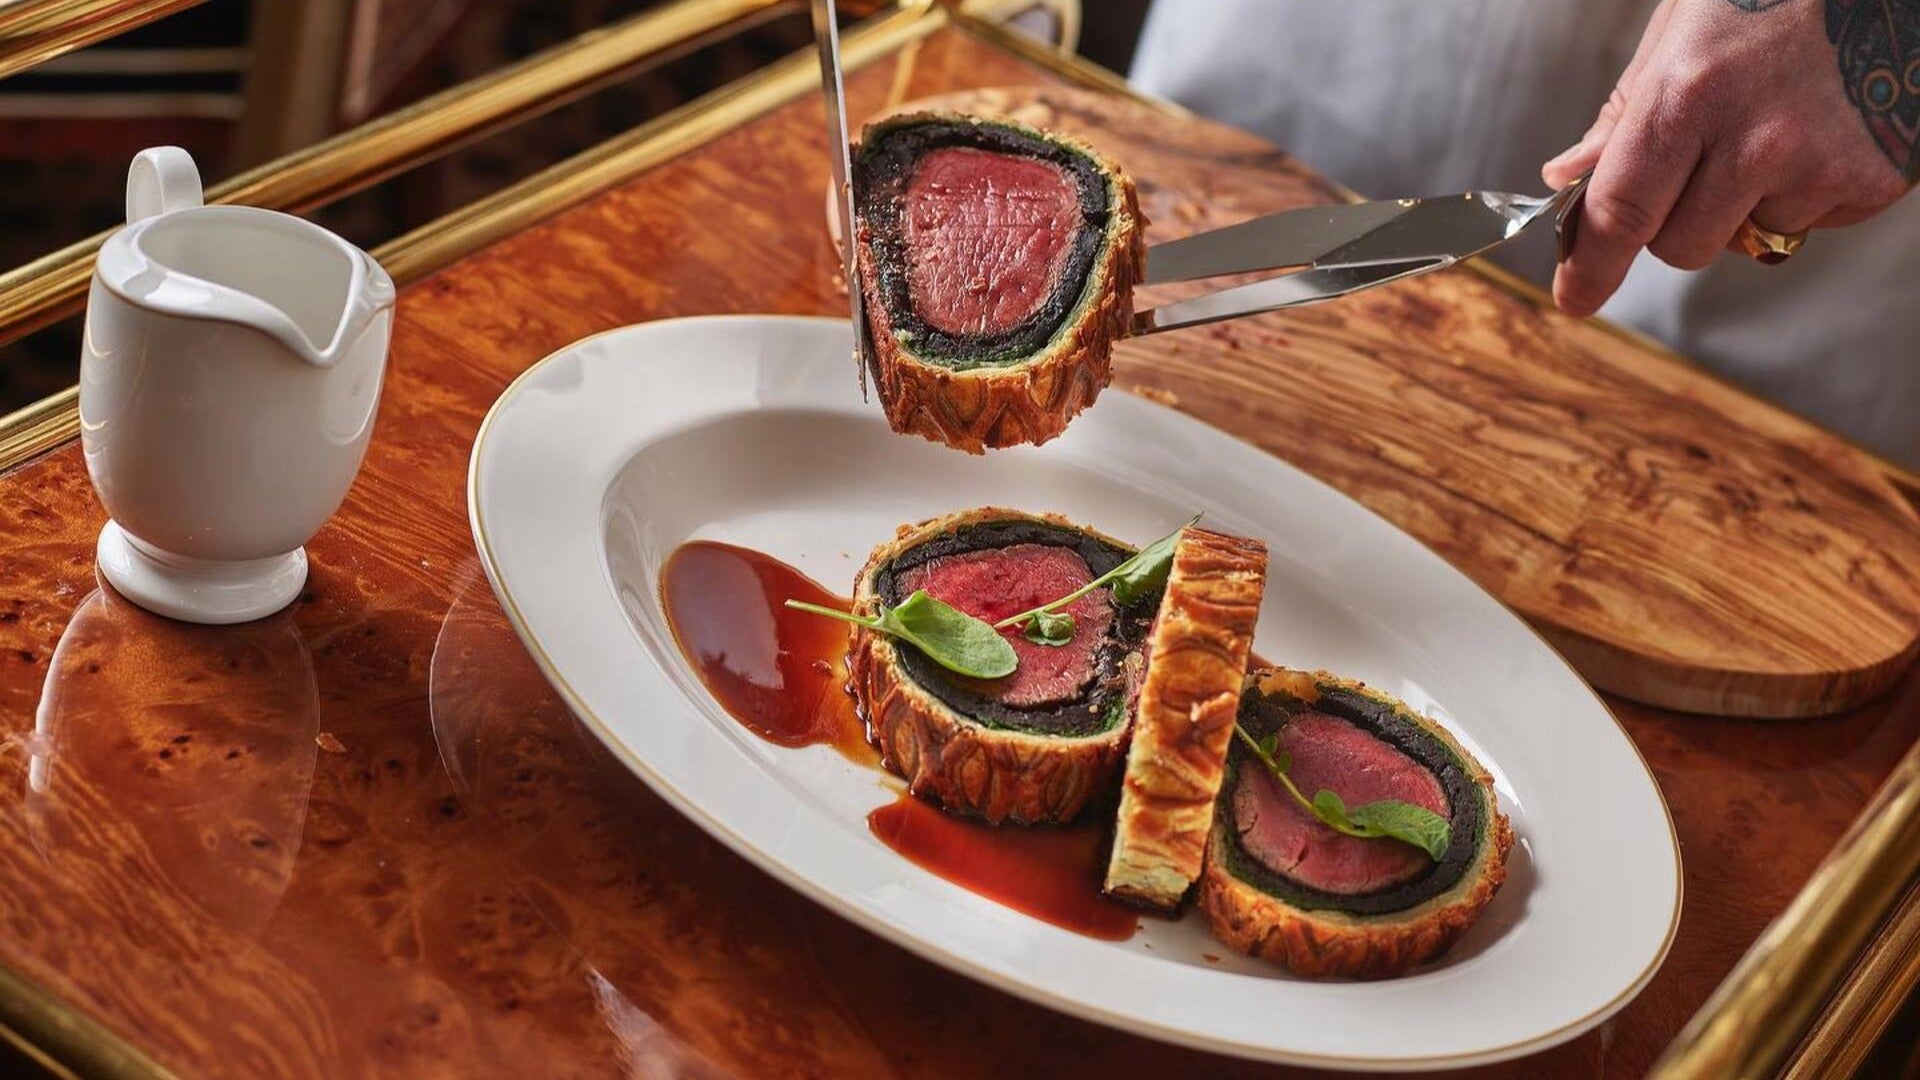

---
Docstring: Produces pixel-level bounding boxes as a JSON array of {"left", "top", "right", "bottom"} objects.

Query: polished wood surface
[
  {"left": 898, "top": 87, "right": 1919, "bottom": 720},
  {"left": 0, "top": 22, "right": 1916, "bottom": 1079}
]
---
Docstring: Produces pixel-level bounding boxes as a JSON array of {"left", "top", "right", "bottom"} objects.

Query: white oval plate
[{"left": 468, "top": 315, "right": 1678, "bottom": 1071}]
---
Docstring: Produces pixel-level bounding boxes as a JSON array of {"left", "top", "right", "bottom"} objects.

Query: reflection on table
[{"left": 24, "top": 581, "right": 318, "bottom": 935}]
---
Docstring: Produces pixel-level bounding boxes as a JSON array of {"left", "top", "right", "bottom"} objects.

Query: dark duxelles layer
[
  {"left": 874, "top": 520, "right": 1154, "bottom": 737},
  {"left": 855, "top": 118, "right": 1112, "bottom": 370},
  {"left": 1219, "top": 685, "right": 1484, "bottom": 914}
]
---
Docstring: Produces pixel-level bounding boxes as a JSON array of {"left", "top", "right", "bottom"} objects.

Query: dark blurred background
[{"left": 0, "top": 0, "right": 1150, "bottom": 414}]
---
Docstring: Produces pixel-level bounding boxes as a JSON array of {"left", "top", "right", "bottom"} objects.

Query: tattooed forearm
[{"left": 1826, "top": 0, "right": 1920, "bottom": 181}]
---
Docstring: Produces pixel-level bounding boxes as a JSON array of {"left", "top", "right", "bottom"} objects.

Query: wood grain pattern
[
  {"left": 0, "top": 22, "right": 1913, "bottom": 1080},
  {"left": 896, "top": 86, "right": 1920, "bottom": 719}
]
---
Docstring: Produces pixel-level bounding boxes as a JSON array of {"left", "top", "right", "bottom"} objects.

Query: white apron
[{"left": 1131, "top": 0, "right": 1920, "bottom": 467}]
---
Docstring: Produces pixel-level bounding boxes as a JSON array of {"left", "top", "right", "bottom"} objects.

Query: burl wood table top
[{"left": 0, "top": 20, "right": 1915, "bottom": 1080}]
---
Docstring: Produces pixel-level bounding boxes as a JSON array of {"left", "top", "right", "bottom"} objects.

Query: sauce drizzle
[
  {"left": 662, "top": 540, "right": 1138, "bottom": 942},
  {"left": 868, "top": 794, "right": 1138, "bottom": 941},
  {"left": 660, "top": 541, "right": 875, "bottom": 765}
]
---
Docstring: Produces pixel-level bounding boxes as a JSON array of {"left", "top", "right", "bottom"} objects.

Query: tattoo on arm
[
  {"left": 1722, "top": 0, "right": 1919, "bottom": 181},
  {"left": 1825, "top": 0, "right": 1920, "bottom": 181}
]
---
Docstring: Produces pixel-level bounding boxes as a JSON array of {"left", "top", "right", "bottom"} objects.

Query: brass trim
[
  {"left": 1782, "top": 879, "right": 1920, "bottom": 1080},
  {"left": 0, "top": 1019, "right": 84, "bottom": 1080},
  {"left": 0, "top": 958, "right": 180, "bottom": 1080},
  {"left": 376, "top": 2, "right": 947, "bottom": 282},
  {"left": 1051, "top": 0, "right": 1081, "bottom": 56},
  {"left": 0, "top": 0, "right": 209, "bottom": 82},
  {"left": 0, "top": 388, "right": 77, "bottom": 476},
  {"left": 1650, "top": 740, "right": 1920, "bottom": 1079},
  {"left": 957, "top": 0, "right": 1081, "bottom": 54},
  {"left": 953, "top": 9, "right": 1185, "bottom": 115},
  {"left": 0, "top": 0, "right": 799, "bottom": 351}
]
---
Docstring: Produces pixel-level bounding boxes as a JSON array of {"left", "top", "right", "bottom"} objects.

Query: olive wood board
[{"left": 882, "top": 86, "right": 1920, "bottom": 719}]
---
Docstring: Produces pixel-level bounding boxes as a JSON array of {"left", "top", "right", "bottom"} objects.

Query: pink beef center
[
  {"left": 901, "top": 147, "right": 1083, "bottom": 338},
  {"left": 894, "top": 543, "right": 1113, "bottom": 708},
  {"left": 1231, "top": 712, "right": 1450, "bottom": 896}
]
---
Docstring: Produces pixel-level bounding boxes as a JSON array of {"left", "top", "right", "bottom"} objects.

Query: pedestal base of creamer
[{"left": 96, "top": 521, "right": 307, "bottom": 625}]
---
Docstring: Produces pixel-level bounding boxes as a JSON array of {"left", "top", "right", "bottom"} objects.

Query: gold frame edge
[{"left": 0, "top": 3, "right": 1912, "bottom": 1076}]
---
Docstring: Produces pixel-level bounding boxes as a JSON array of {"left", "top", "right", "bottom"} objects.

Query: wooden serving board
[{"left": 902, "top": 87, "right": 1920, "bottom": 718}]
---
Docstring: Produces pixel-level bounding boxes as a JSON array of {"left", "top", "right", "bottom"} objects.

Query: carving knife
[
  {"left": 1134, "top": 170, "right": 1591, "bottom": 335},
  {"left": 809, "top": 0, "right": 872, "bottom": 399}
]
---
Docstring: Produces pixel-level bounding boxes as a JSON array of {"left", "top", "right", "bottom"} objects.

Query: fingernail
[{"left": 1552, "top": 273, "right": 1591, "bottom": 317}]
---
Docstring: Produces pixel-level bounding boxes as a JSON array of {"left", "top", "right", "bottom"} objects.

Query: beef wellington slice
[
  {"left": 1103, "top": 527, "right": 1268, "bottom": 909},
  {"left": 1200, "top": 669, "right": 1513, "bottom": 979},
  {"left": 849, "top": 508, "right": 1150, "bottom": 824},
  {"left": 852, "top": 112, "right": 1144, "bottom": 454},
  {"left": 850, "top": 509, "right": 1260, "bottom": 826}
]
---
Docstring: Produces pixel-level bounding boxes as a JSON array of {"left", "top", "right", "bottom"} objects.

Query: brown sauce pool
[
  {"left": 661, "top": 540, "right": 1139, "bottom": 941},
  {"left": 659, "top": 541, "right": 875, "bottom": 765},
  {"left": 868, "top": 794, "right": 1138, "bottom": 941}
]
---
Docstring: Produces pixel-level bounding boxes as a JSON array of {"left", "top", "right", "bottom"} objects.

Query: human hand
[{"left": 1541, "top": 0, "right": 1917, "bottom": 316}]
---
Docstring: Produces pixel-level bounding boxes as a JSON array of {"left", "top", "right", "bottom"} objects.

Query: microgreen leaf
[
  {"left": 785, "top": 593, "right": 1016, "bottom": 680},
  {"left": 1345, "top": 800, "right": 1453, "bottom": 862},
  {"left": 876, "top": 592, "right": 1019, "bottom": 679},
  {"left": 1024, "top": 610, "right": 1076, "bottom": 646},
  {"left": 1311, "top": 789, "right": 1354, "bottom": 831},
  {"left": 993, "top": 514, "right": 1203, "bottom": 636},
  {"left": 1108, "top": 514, "right": 1199, "bottom": 606},
  {"left": 1233, "top": 720, "right": 1451, "bottom": 861}
]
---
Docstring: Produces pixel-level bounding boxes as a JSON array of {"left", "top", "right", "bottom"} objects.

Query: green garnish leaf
[
  {"left": 785, "top": 593, "right": 1016, "bottom": 680},
  {"left": 1234, "top": 720, "right": 1451, "bottom": 861},
  {"left": 993, "top": 514, "right": 1204, "bottom": 636},
  {"left": 877, "top": 591, "right": 1019, "bottom": 679},
  {"left": 1345, "top": 800, "right": 1453, "bottom": 863},
  {"left": 1024, "top": 609, "right": 1076, "bottom": 646},
  {"left": 1311, "top": 789, "right": 1354, "bottom": 831},
  {"left": 1108, "top": 514, "right": 1199, "bottom": 606}
]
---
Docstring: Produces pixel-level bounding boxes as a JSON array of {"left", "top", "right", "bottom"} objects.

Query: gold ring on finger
[{"left": 1733, "top": 218, "right": 1807, "bottom": 264}]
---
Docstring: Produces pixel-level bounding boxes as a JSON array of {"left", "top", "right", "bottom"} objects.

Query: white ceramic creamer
[{"left": 80, "top": 147, "right": 395, "bottom": 624}]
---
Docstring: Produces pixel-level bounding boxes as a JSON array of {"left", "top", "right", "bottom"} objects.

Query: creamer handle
[{"left": 126, "top": 147, "right": 203, "bottom": 223}]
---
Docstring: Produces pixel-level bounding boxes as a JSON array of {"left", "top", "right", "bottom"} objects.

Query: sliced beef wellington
[
  {"left": 1103, "top": 528, "right": 1268, "bottom": 910},
  {"left": 848, "top": 507, "right": 1157, "bottom": 824},
  {"left": 1200, "top": 669, "right": 1512, "bottom": 979},
  {"left": 852, "top": 112, "right": 1144, "bottom": 454}
]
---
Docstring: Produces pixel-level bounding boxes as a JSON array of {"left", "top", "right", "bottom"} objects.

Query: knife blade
[
  {"left": 1143, "top": 199, "right": 1411, "bottom": 285},
  {"left": 809, "top": 0, "right": 870, "bottom": 399},
  {"left": 1133, "top": 257, "right": 1444, "bottom": 336},
  {"left": 1135, "top": 172, "right": 1589, "bottom": 330},
  {"left": 1145, "top": 175, "right": 1588, "bottom": 284}
]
